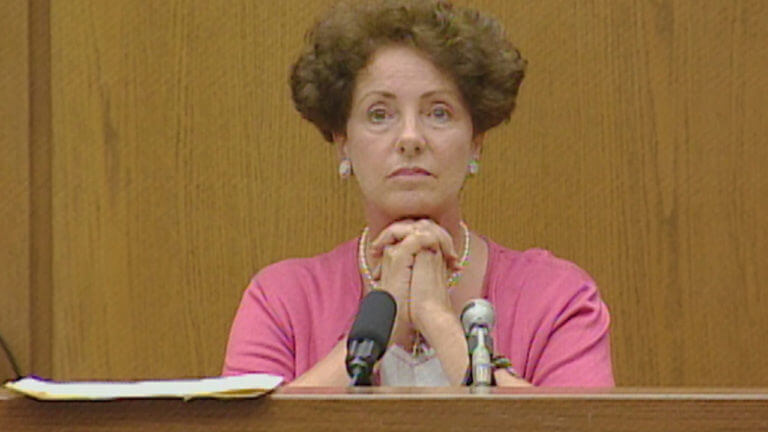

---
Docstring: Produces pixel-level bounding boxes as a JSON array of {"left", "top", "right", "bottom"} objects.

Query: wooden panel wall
[
  {"left": 0, "top": 0, "right": 31, "bottom": 381},
  {"left": 5, "top": 0, "right": 767, "bottom": 386},
  {"left": 48, "top": 0, "right": 356, "bottom": 380},
  {"left": 462, "top": 0, "right": 768, "bottom": 386}
]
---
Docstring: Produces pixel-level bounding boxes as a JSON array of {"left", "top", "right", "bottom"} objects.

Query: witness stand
[{"left": 1, "top": 386, "right": 767, "bottom": 431}]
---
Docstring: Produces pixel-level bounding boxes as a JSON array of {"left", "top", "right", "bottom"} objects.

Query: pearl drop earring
[
  {"left": 468, "top": 159, "right": 480, "bottom": 176},
  {"left": 339, "top": 158, "right": 352, "bottom": 179}
]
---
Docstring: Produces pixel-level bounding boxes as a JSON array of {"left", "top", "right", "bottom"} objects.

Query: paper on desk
[{"left": 3, "top": 373, "right": 283, "bottom": 401}]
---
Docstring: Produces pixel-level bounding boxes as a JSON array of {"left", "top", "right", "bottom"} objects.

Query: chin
[{"left": 380, "top": 196, "right": 443, "bottom": 221}]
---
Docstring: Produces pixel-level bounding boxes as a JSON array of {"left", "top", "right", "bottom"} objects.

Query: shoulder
[
  {"left": 485, "top": 239, "right": 603, "bottom": 313},
  {"left": 246, "top": 237, "right": 360, "bottom": 302},
  {"left": 484, "top": 239, "right": 613, "bottom": 386}
]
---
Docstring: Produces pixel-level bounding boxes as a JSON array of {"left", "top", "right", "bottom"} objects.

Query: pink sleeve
[
  {"left": 221, "top": 276, "right": 296, "bottom": 381},
  {"left": 532, "top": 279, "right": 614, "bottom": 387}
]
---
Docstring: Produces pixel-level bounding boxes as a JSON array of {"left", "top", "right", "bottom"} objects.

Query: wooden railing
[{"left": 2, "top": 387, "right": 767, "bottom": 431}]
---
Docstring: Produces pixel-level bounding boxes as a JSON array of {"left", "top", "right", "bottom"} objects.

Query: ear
[
  {"left": 333, "top": 131, "right": 349, "bottom": 160},
  {"left": 471, "top": 133, "right": 485, "bottom": 160}
]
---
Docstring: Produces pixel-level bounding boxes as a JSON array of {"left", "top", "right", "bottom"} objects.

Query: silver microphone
[{"left": 460, "top": 299, "right": 495, "bottom": 387}]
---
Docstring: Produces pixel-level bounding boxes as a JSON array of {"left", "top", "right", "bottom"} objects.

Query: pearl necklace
[{"left": 357, "top": 221, "right": 471, "bottom": 291}]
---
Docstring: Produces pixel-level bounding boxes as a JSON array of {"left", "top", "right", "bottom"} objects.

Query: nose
[{"left": 396, "top": 114, "right": 426, "bottom": 156}]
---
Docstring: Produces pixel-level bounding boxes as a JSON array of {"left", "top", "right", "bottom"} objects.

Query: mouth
[{"left": 388, "top": 167, "right": 433, "bottom": 178}]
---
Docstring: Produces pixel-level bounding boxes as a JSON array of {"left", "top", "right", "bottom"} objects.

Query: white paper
[{"left": 4, "top": 373, "right": 283, "bottom": 400}]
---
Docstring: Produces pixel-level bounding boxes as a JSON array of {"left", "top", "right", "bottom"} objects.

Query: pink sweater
[{"left": 223, "top": 237, "right": 614, "bottom": 386}]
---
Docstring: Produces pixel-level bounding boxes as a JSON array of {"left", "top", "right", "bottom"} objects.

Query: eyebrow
[
  {"left": 358, "top": 89, "right": 457, "bottom": 103},
  {"left": 360, "top": 90, "right": 396, "bottom": 101}
]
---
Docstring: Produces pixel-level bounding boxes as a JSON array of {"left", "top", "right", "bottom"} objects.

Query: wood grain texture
[
  {"left": 49, "top": 0, "right": 352, "bottom": 380},
  {"left": 28, "top": 0, "right": 54, "bottom": 380},
  {"left": 42, "top": 0, "right": 768, "bottom": 385},
  {"left": 1, "top": 388, "right": 768, "bottom": 432},
  {"left": 0, "top": 0, "right": 31, "bottom": 379},
  {"left": 458, "top": 0, "right": 768, "bottom": 386}
]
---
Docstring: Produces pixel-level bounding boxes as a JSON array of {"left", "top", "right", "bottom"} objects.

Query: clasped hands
[{"left": 367, "top": 219, "right": 463, "bottom": 347}]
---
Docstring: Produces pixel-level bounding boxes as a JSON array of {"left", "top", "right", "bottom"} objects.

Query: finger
[
  {"left": 384, "top": 232, "right": 429, "bottom": 261},
  {"left": 371, "top": 220, "right": 463, "bottom": 272},
  {"left": 379, "top": 227, "right": 446, "bottom": 264},
  {"left": 411, "top": 249, "right": 449, "bottom": 289},
  {"left": 413, "top": 220, "right": 461, "bottom": 271},
  {"left": 413, "top": 220, "right": 457, "bottom": 257},
  {"left": 409, "top": 251, "right": 453, "bottom": 324},
  {"left": 369, "top": 220, "right": 418, "bottom": 257},
  {"left": 379, "top": 241, "right": 418, "bottom": 286},
  {"left": 399, "top": 230, "right": 451, "bottom": 270}
]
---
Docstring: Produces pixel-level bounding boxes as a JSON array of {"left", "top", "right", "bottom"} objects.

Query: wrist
[
  {"left": 289, "top": 338, "right": 349, "bottom": 387},
  {"left": 418, "top": 312, "right": 469, "bottom": 386},
  {"left": 412, "top": 303, "right": 454, "bottom": 336}
]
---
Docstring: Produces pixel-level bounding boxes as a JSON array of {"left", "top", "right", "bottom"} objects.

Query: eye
[
  {"left": 429, "top": 105, "right": 452, "bottom": 123},
  {"left": 367, "top": 107, "right": 390, "bottom": 124}
]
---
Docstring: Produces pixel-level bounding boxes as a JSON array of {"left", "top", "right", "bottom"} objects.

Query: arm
[
  {"left": 222, "top": 277, "right": 296, "bottom": 380},
  {"left": 531, "top": 280, "right": 614, "bottom": 387},
  {"left": 223, "top": 273, "right": 356, "bottom": 387},
  {"left": 494, "top": 369, "right": 533, "bottom": 387},
  {"left": 418, "top": 308, "right": 469, "bottom": 386},
  {"left": 391, "top": 227, "right": 467, "bottom": 385},
  {"left": 371, "top": 220, "right": 477, "bottom": 386},
  {"left": 421, "top": 307, "right": 533, "bottom": 387},
  {"left": 289, "top": 339, "right": 350, "bottom": 387}
]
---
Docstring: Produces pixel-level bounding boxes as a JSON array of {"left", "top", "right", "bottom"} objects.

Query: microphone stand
[
  {"left": 347, "top": 339, "right": 376, "bottom": 386},
  {"left": 468, "top": 325, "right": 493, "bottom": 387}
]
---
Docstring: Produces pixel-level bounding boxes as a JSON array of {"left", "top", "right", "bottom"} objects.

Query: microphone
[
  {"left": 346, "top": 290, "right": 397, "bottom": 386},
  {"left": 460, "top": 299, "right": 495, "bottom": 387}
]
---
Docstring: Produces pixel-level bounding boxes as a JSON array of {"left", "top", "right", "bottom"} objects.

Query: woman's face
[{"left": 336, "top": 45, "right": 481, "bottom": 221}]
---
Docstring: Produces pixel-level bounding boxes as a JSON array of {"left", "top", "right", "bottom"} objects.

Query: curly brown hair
[{"left": 290, "top": 0, "right": 527, "bottom": 142}]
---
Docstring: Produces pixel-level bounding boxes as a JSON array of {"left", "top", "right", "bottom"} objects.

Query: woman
[{"left": 223, "top": 0, "right": 614, "bottom": 387}]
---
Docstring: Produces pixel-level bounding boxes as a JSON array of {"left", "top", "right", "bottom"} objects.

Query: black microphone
[
  {"left": 346, "top": 290, "right": 397, "bottom": 386},
  {"left": 460, "top": 299, "right": 495, "bottom": 386}
]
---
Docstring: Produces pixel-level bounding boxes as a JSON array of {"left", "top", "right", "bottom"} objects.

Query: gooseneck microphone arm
[{"left": 467, "top": 324, "right": 493, "bottom": 386}]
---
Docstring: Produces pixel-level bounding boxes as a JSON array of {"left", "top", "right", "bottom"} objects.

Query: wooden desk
[{"left": 2, "top": 387, "right": 767, "bottom": 431}]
